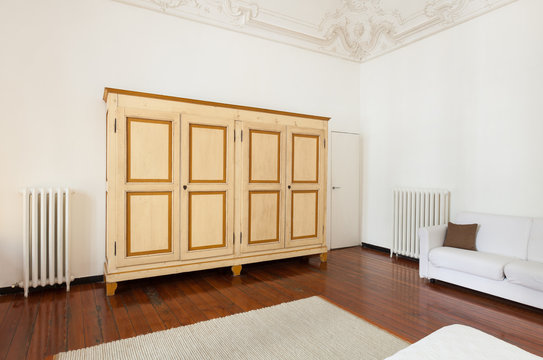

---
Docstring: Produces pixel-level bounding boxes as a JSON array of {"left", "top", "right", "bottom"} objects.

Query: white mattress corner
[{"left": 385, "top": 324, "right": 541, "bottom": 360}]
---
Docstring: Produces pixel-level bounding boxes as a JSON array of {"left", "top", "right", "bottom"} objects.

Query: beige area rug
[{"left": 55, "top": 296, "right": 409, "bottom": 359}]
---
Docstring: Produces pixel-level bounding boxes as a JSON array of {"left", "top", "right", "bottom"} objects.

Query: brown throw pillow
[{"left": 443, "top": 222, "right": 478, "bottom": 250}]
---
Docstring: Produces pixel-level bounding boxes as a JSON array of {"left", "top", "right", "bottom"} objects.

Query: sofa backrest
[
  {"left": 528, "top": 218, "right": 543, "bottom": 263},
  {"left": 455, "top": 212, "right": 531, "bottom": 259}
]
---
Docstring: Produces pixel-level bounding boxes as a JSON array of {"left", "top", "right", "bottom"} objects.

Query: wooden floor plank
[
  {"left": 92, "top": 283, "right": 120, "bottom": 344},
  {"left": 131, "top": 287, "right": 166, "bottom": 333},
  {"left": 222, "top": 274, "right": 280, "bottom": 308},
  {"left": 173, "top": 276, "right": 229, "bottom": 320},
  {"left": 153, "top": 281, "right": 203, "bottom": 325},
  {"left": 142, "top": 285, "right": 181, "bottom": 329},
  {"left": 4, "top": 292, "right": 42, "bottom": 360},
  {"left": 44, "top": 289, "right": 68, "bottom": 358},
  {"left": 3, "top": 247, "right": 543, "bottom": 360},
  {"left": 66, "top": 285, "right": 86, "bottom": 351},
  {"left": 107, "top": 292, "right": 135, "bottom": 339},
  {"left": 26, "top": 291, "right": 54, "bottom": 360},
  {"left": 187, "top": 275, "right": 244, "bottom": 316},
  {"left": 80, "top": 284, "right": 103, "bottom": 348},
  {"left": 117, "top": 289, "right": 152, "bottom": 336},
  {"left": 0, "top": 296, "right": 25, "bottom": 359},
  {"left": 0, "top": 294, "right": 14, "bottom": 325},
  {"left": 239, "top": 271, "right": 298, "bottom": 304},
  {"left": 202, "top": 274, "right": 265, "bottom": 312}
]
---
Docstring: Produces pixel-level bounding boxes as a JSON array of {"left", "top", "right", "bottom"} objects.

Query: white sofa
[{"left": 419, "top": 212, "right": 543, "bottom": 309}]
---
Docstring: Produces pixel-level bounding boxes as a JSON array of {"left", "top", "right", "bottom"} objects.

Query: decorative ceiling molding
[{"left": 114, "top": 0, "right": 518, "bottom": 62}]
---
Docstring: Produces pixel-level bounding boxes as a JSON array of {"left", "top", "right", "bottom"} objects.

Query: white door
[{"left": 330, "top": 131, "right": 360, "bottom": 249}]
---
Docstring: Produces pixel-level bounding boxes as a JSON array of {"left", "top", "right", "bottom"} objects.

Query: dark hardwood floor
[{"left": 1, "top": 247, "right": 543, "bottom": 359}]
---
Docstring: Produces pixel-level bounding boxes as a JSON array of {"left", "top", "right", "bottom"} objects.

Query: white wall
[
  {"left": 360, "top": 0, "right": 543, "bottom": 248},
  {"left": 0, "top": 0, "right": 360, "bottom": 287}
]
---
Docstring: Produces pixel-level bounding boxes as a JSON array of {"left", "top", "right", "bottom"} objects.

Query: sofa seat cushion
[
  {"left": 429, "top": 247, "right": 516, "bottom": 280},
  {"left": 504, "top": 260, "right": 543, "bottom": 291}
]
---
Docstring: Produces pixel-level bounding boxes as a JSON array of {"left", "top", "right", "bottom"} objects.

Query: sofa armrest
[{"left": 419, "top": 224, "right": 447, "bottom": 279}]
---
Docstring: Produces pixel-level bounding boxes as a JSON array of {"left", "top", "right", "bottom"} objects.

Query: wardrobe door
[
  {"left": 240, "top": 122, "right": 286, "bottom": 253},
  {"left": 115, "top": 107, "right": 181, "bottom": 267},
  {"left": 285, "top": 127, "right": 326, "bottom": 248},
  {"left": 180, "top": 114, "right": 235, "bottom": 260}
]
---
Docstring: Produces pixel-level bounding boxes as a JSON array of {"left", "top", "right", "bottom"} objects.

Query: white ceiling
[{"left": 115, "top": 0, "right": 518, "bottom": 62}]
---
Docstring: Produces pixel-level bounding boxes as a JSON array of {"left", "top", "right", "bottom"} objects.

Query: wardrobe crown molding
[{"left": 103, "top": 88, "right": 330, "bottom": 121}]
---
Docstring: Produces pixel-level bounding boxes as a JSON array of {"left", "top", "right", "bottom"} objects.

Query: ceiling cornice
[{"left": 113, "top": 0, "right": 518, "bottom": 63}]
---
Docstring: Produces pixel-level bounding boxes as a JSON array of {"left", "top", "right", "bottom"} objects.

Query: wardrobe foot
[
  {"left": 106, "top": 282, "right": 118, "bottom": 296},
  {"left": 231, "top": 265, "right": 242, "bottom": 276},
  {"left": 320, "top": 252, "right": 328, "bottom": 263}
]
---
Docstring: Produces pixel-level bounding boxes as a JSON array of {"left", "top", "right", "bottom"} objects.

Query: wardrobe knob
[
  {"left": 288, "top": 185, "right": 291, "bottom": 189},
  {"left": 183, "top": 185, "right": 187, "bottom": 190}
]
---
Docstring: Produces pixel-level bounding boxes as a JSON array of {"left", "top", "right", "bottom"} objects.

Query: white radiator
[
  {"left": 392, "top": 188, "right": 450, "bottom": 259},
  {"left": 20, "top": 188, "right": 72, "bottom": 297}
]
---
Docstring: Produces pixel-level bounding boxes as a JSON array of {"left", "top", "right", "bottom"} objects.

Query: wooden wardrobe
[{"left": 104, "top": 88, "right": 329, "bottom": 295}]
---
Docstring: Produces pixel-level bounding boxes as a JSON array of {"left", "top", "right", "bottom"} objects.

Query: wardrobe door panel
[
  {"left": 250, "top": 130, "right": 280, "bottom": 183},
  {"left": 126, "top": 192, "right": 172, "bottom": 256},
  {"left": 292, "top": 134, "right": 319, "bottom": 183},
  {"left": 115, "top": 107, "right": 181, "bottom": 267},
  {"left": 189, "top": 124, "right": 226, "bottom": 183},
  {"left": 291, "top": 190, "right": 318, "bottom": 239},
  {"left": 127, "top": 118, "right": 172, "bottom": 182},
  {"left": 181, "top": 114, "right": 235, "bottom": 260},
  {"left": 248, "top": 190, "right": 280, "bottom": 244},
  {"left": 188, "top": 191, "right": 226, "bottom": 250},
  {"left": 285, "top": 127, "right": 325, "bottom": 248},
  {"left": 241, "top": 123, "right": 286, "bottom": 253}
]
